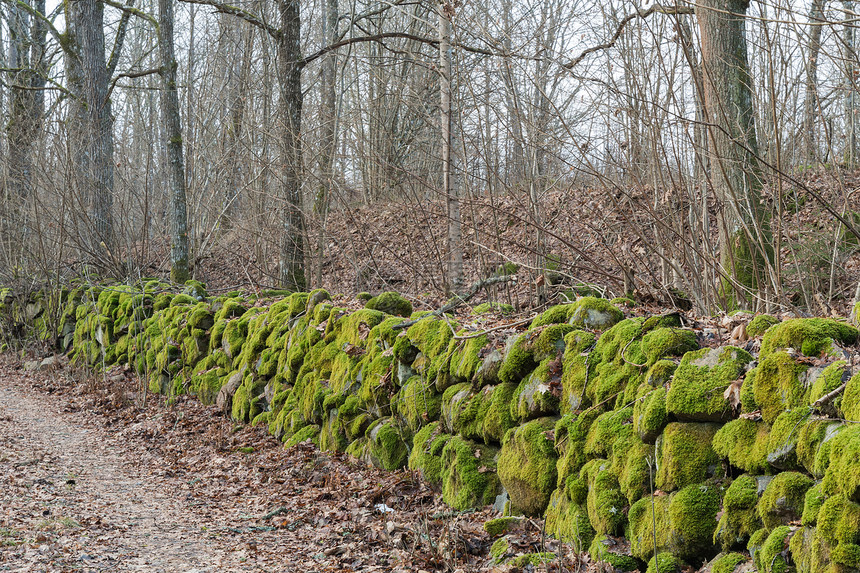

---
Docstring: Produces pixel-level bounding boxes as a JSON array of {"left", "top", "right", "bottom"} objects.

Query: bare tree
[{"left": 158, "top": 0, "right": 191, "bottom": 282}]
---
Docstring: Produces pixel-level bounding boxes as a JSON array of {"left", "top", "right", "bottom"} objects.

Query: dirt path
[
  {"left": 0, "top": 370, "right": 252, "bottom": 571},
  {"left": 0, "top": 357, "right": 570, "bottom": 573}
]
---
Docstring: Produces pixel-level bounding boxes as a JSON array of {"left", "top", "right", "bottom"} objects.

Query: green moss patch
[
  {"left": 498, "top": 417, "right": 558, "bottom": 516},
  {"left": 364, "top": 292, "right": 412, "bottom": 317},
  {"left": 641, "top": 328, "right": 698, "bottom": 366},
  {"left": 589, "top": 534, "right": 641, "bottom": 572},
  {"left": 667, "top": 346, "right": 753, "bottom": 422},
  {"left": 656, "top": 422, "right": 721, "bottom": 492},
  {"left": 714, "top": 474, "right": 764, "bottom": 551},
  {"left": 440, "top": 436, "right": 501, "bottom": 510},
  {"left": 760, "top": 318, "right": 858, "bottom": 359},
  {"left": 758, "top": 471, "right": 814, "bottom": 530}
]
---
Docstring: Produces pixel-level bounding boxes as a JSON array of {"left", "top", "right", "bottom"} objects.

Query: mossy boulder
[
  {"left": 754, "top": 526, "right": 793, "bottom": 573},
  {"left": 646, "top": 552, "right": 683, "bottom": 573},
  {"left": 802, "top": 482, "right": 827, "bottom": 526},
  {"left": 818, "top": 494, "right": 860, "bottom": 546},
  {"left": 365, "top": 418, "right": 410, "bottom": 470},
  {"left": 481, "top": 383, "right": 518, "bottom": 443},
  {"left": 709, "top": 553, "right": 750, "bottom": 573},
  {"left": 589, "top": 535, "right": 640, "bottom": 572},
  {"left": 747, "top": 314, "right": 779, "bottom": 337},
  {"left": 714, "top": 474, "right": 764, "bottom": 551},
  {"left": 758, "top": 471, "right": 815, "bottom": 530},
  {"left": 633, "top": 384, "right": 668, "bottom": 443},
  {"left": 408, "top": 422, "right": 451, "bottom": 486},
  {"left": 582, "top": 459, "right": 627, "bottom": 536},
  {"left": 766, "top": 409, "right": 813, "bottom": 470},
  {"left": 760, "top": 318, "right": 858, "bottom": 359},
  {"left": 544, "top": 486, "right": 595, "bottom": 551},
  {"left": 510, "top": 357, "right": 562, "bottom": 421},
  {"left": 483, "top": 516, "right": 522, "bottom": 537},
  {"left": 842, "top": 372, "right": 860, "bottom": 422},
  {"left": 560, "top": 330, "right": 597, "bottom": 413},
  {"left": 497, "top": 333, "right": 539, "bottom": 385},
  {"left": 713, "top": 418, "right": 771, "bottom": 474},
  {"left": 364, "top": 291, "right": 412, "bottom": 317},
  {"left": 641, "top": 327, "right": 699, "bottom": 366},
  {"left": 395, "top": 375, "right": 442, "bottom": 431},
  {"left": 754, "top": 351, "right": 813, "bottom": 424},
  {"left": 656, "top": 422, "right": 721, "bottom": 492},
  {"left": 822, "top": 425, "right": 860, "bottom": 501},
  {"left": 667, "top": 346, "right": 753, "bottom": 422},
  {"left": 472, "top": 302, "right": 514, "bottom": 315},
  {"left": 531, "top": 298, "right": 623, "bottom": 331},
  {"left": 498, "top": 417, "right": 558, "bottom": 516},
  {"left": 440, "top": 436, "right": 501, "bottom": 510}
]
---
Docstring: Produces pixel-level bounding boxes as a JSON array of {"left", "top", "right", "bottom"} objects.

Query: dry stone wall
[{"left": 5, "top": 281, "right": 860, "bottom": 573}]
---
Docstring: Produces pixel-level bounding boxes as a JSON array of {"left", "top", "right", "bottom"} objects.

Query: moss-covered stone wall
[{"left": 6, "top": 281, "right": 860, "bottom": 573}]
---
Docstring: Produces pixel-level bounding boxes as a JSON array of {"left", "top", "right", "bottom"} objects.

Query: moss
[
  {"left": 756, "top": 527, "right": 794, "bottom": 573},
  {"left": 366, "top": 418, "right": 410, "bottom": 471},
  {"left": 747, "top": 314, "right": 780, "bottom": 337},
  {"left": 440, "top": 436, "right": 501, "bottom": 510},
  {"left": 284, "top": 424, "right": 320, "bottom": 448},
  {"left": 440, "top": 382, "right": 472, "bottom": 433},
  {"left": 497, "top": 417, "right": 558, "bottom": 516},
  {"left": 667, "top": 346, "right": 753, "bottom": 422},
  {"left": 667, "top": 482, "right": 722, "bottom": 563},
  {"left": 497, "top": 333, "right": 539, "bottom": 385},
  {"left": 319, "top": 407, "right": 349, "bottom": 453},
  {"left": 641, "top": 328, "right": 699, "bottom": 366},
  {"left": 508, "top": 553, "right": 555, "bottom": 567},
  {"left": 588, "top": 535, "right": 641, "bottom": 572},
  {"left": 365, "top": 291, "right": 412, "bottom": 317},
  {"left": 395, "top": 375, "right": 442, "bottom": 431},
  {"left": 560, "top": 330, "right": 597, "bottom": 413},
  {"left": 747, "top": 527, "right": 769, "bottom": 563},
  {"left": 809, "top": 361, "right": 850, "bottom": 410},
  {"left": 510, "top": 358, "right": 562, "bottom": 421},
  {"left": 169, "top": 293, "right": 196, "bottom": 307},
  {"left": 481, "top": 383, "right": 518, "bottom": 443},
  {"left": 646, "top": 552, "right": 682, "bottom": 573},
  {"left": 656, "top": 422, "right": 721, "bottom": 492},
  {"left": 818, "top": 494, "right": 860, "bottom": 546},
  {"left": 356, "top": 292, "right": 373, "bottom": 303},
  {"left": 483, "top": 517, "right": 522, "bottom": 537},
  {"left": 544, "top": 487, "right": 594, "bottom": 551},
  {"left": 760, "top": 318, "right": 858, "bottom": 359},
  {"left": 554, "top": 409, "right": 601, "bottom": 485},
  {"left": 646, "top": 359, "right": 677, "bottom": 387},
  {"left": 715, "top": 474, "right": 764, "bottom": 551},
  {"left": 740, "top": 368, "right": 758, "bottom": 413},
  {"left": 582, "top": 459, "right": 627, "bottom": 536},
  {"left": 585, "top": 407, "right": 633, "bottom": 458},
  {"left": 530, "top": 304, "right": 573, "bottom": 328},
  {"left": 615, "top": 432, "right": 654, "bottom": 504},
  {"left": 445, "top": 334, "right": 490, "bottom": 383},
  {"left": 711, "top": 553, "right": 749, "bottom": 573},
  {"left": 758, "top": 471, "right": 815, "bottom": 530},
  {"left": 489, "top": 537, "right": 510, "bottom": 563},
  {"left": 843, "top": 372, "right": 860, "bottom": 422},
  {"left": 802, "top": 482, "right": 827, "bottom": 526},
  {"left": 472, "top": 302, "right": 514, "bottom": 315},
  {"left": 407, "top": 423, "right": 450, "bottom": 486},
  {"left": 833, "top": 543, "right": 860, "bottom": 568},
  {"left": 767, "top": 409, "right": 813, "bottom": 470},
  {"left": 568, "top": 297, "right": 624, "bottom": 330},
  {"left": 822, "top": 424, "right": 860, "bottom": 500},
  {"left": 754, "top": 351, "right": 811, "bottom": 424},
  {"left": 633, "top": 384, "right": 668, "bottom": 443}
]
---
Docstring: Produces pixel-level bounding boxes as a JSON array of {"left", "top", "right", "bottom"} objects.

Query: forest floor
[{"left": 0, "top": 353, "right": 586, "bottom": 573}]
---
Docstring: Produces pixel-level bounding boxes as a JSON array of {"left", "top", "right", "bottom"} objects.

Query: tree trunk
[
  {"left": 844, "top": 0, "right": 859, "bottom": 167},
  {"left": 697, "top": 0, "right": 770, "bottom": 303},
  {"left": 66, "top": 0, "right": 117, "bottom": 268},
  {"left": 277, "top": 0, "right": 306, "bottom": 291},
  {"left": 439, "top": 0, "right": 463, "bottom": 294},
  {"left": 804, "top": 0, "right": 825, "bottom": 166},
  {"left": 158, "top": 0, "right": 190, "bottom": 283},
  {"left": 314, "top": 0, "right": 338, "bottom": 286}
]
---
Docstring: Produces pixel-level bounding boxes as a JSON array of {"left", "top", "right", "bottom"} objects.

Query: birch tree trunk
[
  {"left": 277, "top": 0, "right": 306, "bottom": 290},
  {"left": 158, "top": 0, "right": 190, "bottom": 283},
  {"left": 439, "top": 0, "right": 463, "bottom": 294},
  {"left": 697, "top": 0, "right": 770, "bottom": 303}
]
